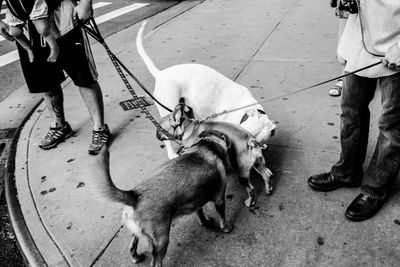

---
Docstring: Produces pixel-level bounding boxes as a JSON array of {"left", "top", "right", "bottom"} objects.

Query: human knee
[
  {"left": 9, "top": 26, "right": 23, "bottom": 38},
  {"left": 378, "top": 119, "right": 400, "bottom": 143},
  {"left": 33, "top": 19, "right": 51, "bottom": 37}
]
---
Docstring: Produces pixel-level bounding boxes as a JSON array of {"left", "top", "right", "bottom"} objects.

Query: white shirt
[
  {"left": 50, "top": 0, "right": 78, "bottom": 38},
  {"left": 338, "top": 0, "right": 400, "bottom": 78}
]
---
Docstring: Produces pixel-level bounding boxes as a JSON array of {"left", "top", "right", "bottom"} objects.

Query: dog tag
[{"left": 119, "top": 96, "right": 153, "bottom": 111}]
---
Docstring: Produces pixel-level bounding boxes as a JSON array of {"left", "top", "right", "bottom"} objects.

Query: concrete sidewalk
[{"left": 11, "top": 0, "right": 400, "bottom": 266}]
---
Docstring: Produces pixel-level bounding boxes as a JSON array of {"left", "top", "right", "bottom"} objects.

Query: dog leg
[
  {"left": 164, "top": 140, "right": 178, "bottom": 159},
  {"left": 144, "top": 224, "right": 171, "bottom": 267},
  {"left": 214, "top": 185, "right": 232, "bottom": 233},
  {"left": 239, "top": 177, "right": 256, "bottom": 207},
  {"left": 129, "top": 235, "right": 146, "bottom": 263},
  {"left": 196, "top": 208, "right": 212, "bottom": 227},
  {"left": 244, "top": 182, "right": 256, "bottom": 208},
  {"left": 253, "top": 164, "right": 273, "bottom": 195},
  {"left": 214, "top": 201, "right": 233, "bottom": 233},
  {"left": 149, "top": 234, "right": 169, "bottom": 267}
]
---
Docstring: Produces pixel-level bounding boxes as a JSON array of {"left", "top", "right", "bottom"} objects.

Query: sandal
[{"left": 329, "top": 80, "right": 343, "bottom": 97}]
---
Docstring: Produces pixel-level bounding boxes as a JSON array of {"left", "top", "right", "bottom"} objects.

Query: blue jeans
[{"left": 331, "top": 72, "right": 400, "bottom": 199}]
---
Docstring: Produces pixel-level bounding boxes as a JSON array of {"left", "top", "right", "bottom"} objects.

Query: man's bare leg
[
  {"left": 79, "top": 81, "right": 110, "bottom": 155},
  {"left": 78, "top": 81, "right": 105, "bottom": 131},
  {"left": 43, "top": 85, "right": 66, "bottom": 127},
  {"left": 39, "top": 85, "right": 73, "bottom": 149}
]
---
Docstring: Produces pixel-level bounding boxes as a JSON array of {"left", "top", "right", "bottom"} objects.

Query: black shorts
[{"left": 18, "top": 25, "right": 98, "bottom": 93}]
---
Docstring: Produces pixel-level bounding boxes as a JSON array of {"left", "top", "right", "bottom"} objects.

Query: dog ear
[
  {"left": 199, "top": 130, "right": 231, "bottom": 148},
  {"left": 183, "top": 105, "right": 195, "bottom": 119},
  {"left": 219, "top": 133, "right": 231, "bottom": 148},
  {"left": 199, "top": 130, "right": 216, "bottom": 139},
  {"left": 170, "top": 103, "right": 184, "bottom": 127},
  {"left": 240, "top": 113, "right": 249, "bottom": 124},
  {"left": 178, "top": 97, "right": 194, "bottom": 119}
]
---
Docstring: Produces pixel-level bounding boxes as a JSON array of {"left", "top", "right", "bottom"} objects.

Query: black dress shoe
[
  {"left": 307, "top": 172, "right": 361, "bottom": 192},
  {"left": 345, "top": 193, "right": 386, "bottom": 222}
]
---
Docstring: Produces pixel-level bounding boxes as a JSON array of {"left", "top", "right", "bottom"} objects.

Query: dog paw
[
  {"left": 198, "top": 218, "right": 213, "bottom": 228},
  {"left": 265, "top": 185, "right": 274, "bottom": 195},
  {"left": 131, "top": 254, "right": 146, "bottom": 263},
  {"left": 220, "top": 222, "right": 233, "bottom": 233},
  {"left": 244, "top": 197, "right": 256, "bottom": 207}
]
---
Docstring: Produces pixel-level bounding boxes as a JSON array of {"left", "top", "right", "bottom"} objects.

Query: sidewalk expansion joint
[
  {"left": 89, "top": 226, "right": 123, "bottom": 266},
  {"left": 233, "top": 0, "right": 302, "bottom": 82}
]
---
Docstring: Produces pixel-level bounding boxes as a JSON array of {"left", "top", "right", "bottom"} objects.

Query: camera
[{"left": 330, "top": 0, "right": 358, "bottom": 14}]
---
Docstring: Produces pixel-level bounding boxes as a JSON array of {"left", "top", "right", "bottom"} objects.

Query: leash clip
[{"left": 206, "top": 110, "right": 227, "bottom": 120}]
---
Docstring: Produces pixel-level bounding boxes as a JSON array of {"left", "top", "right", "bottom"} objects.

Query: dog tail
[
  {"left": 90, "top": 146, "right": 138, "bottom": 206},
  {"left": 136, "top": 20, "right": 160, "bottom": 77}
]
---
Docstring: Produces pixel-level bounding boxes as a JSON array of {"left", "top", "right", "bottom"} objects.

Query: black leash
[
  {"left": 82, "top": 19, "right": 172, "bottom": 112},
  {"left": 207, "top": 60, "right": 382, "bottom": 119},
  {"left": 81, "top": 19, "right": 174, "bottom": 139}
]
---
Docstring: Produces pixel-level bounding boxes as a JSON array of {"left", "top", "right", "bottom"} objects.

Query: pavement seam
[
  {"left": 150, "top": 0, "right": 207, "bottom": 33},
  {"left": 233, "top": 0, "right": 302, "bottom": 82},
  {"left": 89, "top": 225, "right": 123, "bottom": 267}
]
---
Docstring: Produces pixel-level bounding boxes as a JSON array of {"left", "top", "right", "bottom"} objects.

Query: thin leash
[
  {"left": 81, "top": 18, "right": 381, "bottom": 125},
  {"left": 80, "top": 19, "right": 175, "bottom": 140},
  {"left": 206, "top": 60, "right": 382, "bottom": 119}
]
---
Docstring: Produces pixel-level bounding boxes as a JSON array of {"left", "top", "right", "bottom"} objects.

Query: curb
[{"left": 4, "top": 98, "right": 47, "bottom": 267}]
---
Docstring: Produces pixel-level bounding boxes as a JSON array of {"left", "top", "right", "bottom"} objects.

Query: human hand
[
  {"left": 382, "top": 43, "right": 400, "bottom": 70},
  {"left": 0, "top": 20, "right": 14, "bottom": 41},
  {"left": 73, "top": 0, "right": 93, "bottom": 23}
]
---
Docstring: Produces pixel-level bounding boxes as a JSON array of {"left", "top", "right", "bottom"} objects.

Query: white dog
[{"left": 137, "top": 21, "right": 276, "bottom": 158}]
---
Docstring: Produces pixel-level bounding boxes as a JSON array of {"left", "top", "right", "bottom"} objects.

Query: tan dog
[
  {"left": 137, "top": 20, "right": 276, "bottom": 159},
  {"left": 92, "top": 132, "right": 233, "bottom": 267},
  {"left": 157, "top": 98, "right": 273, "bottom": 207}
]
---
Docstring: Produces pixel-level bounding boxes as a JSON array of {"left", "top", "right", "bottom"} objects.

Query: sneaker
[
  {"left": 88, "top": 124, "right": 111, "bottom": 155},
  {"left": 39, "top": 122, "right": 74, "bottom": 150}
]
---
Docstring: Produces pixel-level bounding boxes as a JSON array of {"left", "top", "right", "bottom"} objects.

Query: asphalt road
[{"left": 0, "top": 1, "right": 180, "bottom": 265}]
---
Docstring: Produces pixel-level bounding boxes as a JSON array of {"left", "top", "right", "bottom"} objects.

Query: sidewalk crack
[{"left": 233, "top": 0, "right": 302, "bottom": 81}]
